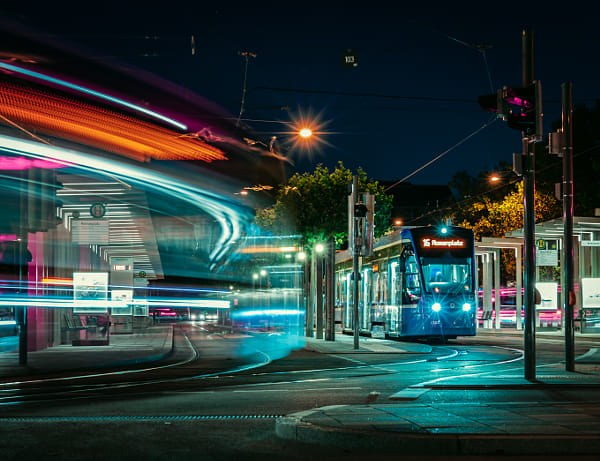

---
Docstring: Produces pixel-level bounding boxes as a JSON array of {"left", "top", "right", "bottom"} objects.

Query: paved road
[{"left": 0, "top": 326, "right": 599, "bottom": 458}]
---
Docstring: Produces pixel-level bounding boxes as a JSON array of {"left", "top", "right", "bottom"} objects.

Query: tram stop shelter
[{"left": 475, "top": 216, "right": 600, "bottom": 334}]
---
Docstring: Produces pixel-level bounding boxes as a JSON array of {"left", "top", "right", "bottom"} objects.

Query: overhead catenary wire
[
  {"left": 384, "top": 116, "right": 498, "bottom": 191},
  {"left": 405, "top": 142, "right": 600, "bottom": 225}
]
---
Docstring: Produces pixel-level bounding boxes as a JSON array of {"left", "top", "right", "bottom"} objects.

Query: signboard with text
[
  {"left": 111, "top": 289, "right": 133, "bottom": 316},
  {"left": 73, "top": 272, "right": 108, "bottom": 314},
  {"left": 536, "top": 282, "right": 558, "bottom": 310},
  {"left": 582, "top": 278, "right": 600, "bottom": 308}
]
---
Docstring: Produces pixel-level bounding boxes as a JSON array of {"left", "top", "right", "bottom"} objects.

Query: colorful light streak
[
  {"left": 0, "top": 156, "right": 67, "bottom": 170},
  {"left": 232, "top": 309, "right": 303, "bottom": 317},
  {"left": 0, "top": 81, "right": 226, "bottom": 163},
  {"left": 41, "top": 277, "right": 73, "bottom": 286},
  {"left": 0, "top": 62, "right": 187, "bottom": 130},
  {"left": 0, "top": 134, "right": 250, "bottom": 264},
  {"left": 0, "top": 296, "right": 230, "bottom": 310},
  {"left": 238, "top": 245, "right": 298, "bottom": 254}
]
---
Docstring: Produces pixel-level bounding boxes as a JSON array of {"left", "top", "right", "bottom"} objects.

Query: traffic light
[{"left": 478, "top": 81, "right": 542, "bottom": 138}]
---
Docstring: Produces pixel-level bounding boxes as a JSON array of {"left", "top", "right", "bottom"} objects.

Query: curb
[{"left": 275, "top": 409, "right": 600, "bottom": 455}]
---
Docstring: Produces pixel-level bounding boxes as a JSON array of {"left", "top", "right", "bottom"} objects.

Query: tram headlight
[
  {"left": 462, "top": 303, "right": 471, "bottom": 312},
  {"left": 432, "top": 302, "right": 442, "bottom": 312}
]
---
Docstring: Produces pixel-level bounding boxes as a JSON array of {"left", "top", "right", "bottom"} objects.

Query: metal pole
[
  {"left": 18, "top": 169, "right": 28, "bottom": 366},
  {"left": 325, "top": 235, "right": 335, "bottom": 341},
  {"left": 352, "top": 175, "right": 360, "bottom": 350},
  {"left": 303, "top": 253, "right": 312, "bottom": 337},
  {"left": 315, "top": 251, "right": 324, "bottom": 339},
  {"left": 522, "top": 29, "right": 536, "bottom": 380},
  {"left": 306, "top": 251, "right": 315, "bottom": 337},
  {"left": 562, "top": 82, "right": 575, "bottom": 371}
]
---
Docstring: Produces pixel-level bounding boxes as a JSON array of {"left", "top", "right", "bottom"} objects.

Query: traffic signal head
[
  {"left": 478, "top": 81, "right": 542, "bottom": 138},
  {"left": 477, "top": 89, "right": 509, "bottom": 117}
]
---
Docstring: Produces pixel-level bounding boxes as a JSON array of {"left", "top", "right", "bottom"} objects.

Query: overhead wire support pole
[
  {"left": 351, "top": 175, "right": 360, "bottom": 350},
  {"left": 562, "top": 82, "right": 575, "bottom": 371},
  {"left": 236, "top": 51, "right": 256, "bottom": 127},
  {"left": 522, "top": 29, "right": 537, "bottom": 381}
]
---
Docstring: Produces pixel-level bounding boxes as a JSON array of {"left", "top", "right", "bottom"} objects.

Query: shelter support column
[
  {"left": 493, "top": 249, "right": 501, "bottom": 330},
  {"left": 516, "top": 245, "right": 523, "bottom": 330},
  {"left": 483, "top": 253, "right": 493, "bottom": 328}
]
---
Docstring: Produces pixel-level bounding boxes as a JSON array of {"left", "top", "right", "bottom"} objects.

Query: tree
[
  {"left": 256, "top": 161, "right": 393, "bottom": 248},
  {"left": 452, "top": 181, "right": 560, "bottom": 240},
  {"left": 448, "top": 180, "right": 560, "bottom": 282},
  {"left": 449, "top": 161, "right": 517, "bottom": 204}
]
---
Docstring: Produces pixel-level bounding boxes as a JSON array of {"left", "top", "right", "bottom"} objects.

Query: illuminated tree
[
  {"left": 452, "top": 181, "right": 560, "bottom": 239},
  {"left": 449, "top": 181, "right": 560, "bottom": 282},
  {"left": 256, "top": 161, "right": 393, "bottom": 248}
]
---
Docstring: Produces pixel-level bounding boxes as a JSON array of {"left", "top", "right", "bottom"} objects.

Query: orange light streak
[
  {"left": 0, "top": 82, "right": 227, "bottom": 163},
  {"left": 238, "top": 246, "right": 298, "bottom": 254},
  {"left": 41, "top": 277, "right": 73, "bottom": 286}
]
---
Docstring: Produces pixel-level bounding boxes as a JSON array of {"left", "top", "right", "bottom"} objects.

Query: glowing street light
[
  {"left": 299, "top": 128, "right": 312, "bottom": 138},
  {"left": 315, "top": 243, "right": 325, "bottom": 254}
]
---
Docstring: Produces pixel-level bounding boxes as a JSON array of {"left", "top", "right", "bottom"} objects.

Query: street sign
[
  {"left": 342, "top": 49, "right": 358, "bottom": 68},
  {"left": 90, "top": 202, "right": 106, "bottom": 218},
  {"left": 536, "top": 239, "right": 557, "bottom": 250}
]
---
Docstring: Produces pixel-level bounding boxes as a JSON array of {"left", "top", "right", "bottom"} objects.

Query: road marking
[
  {"left": 233, "top": 387, "right": 362, "bottom": 393},
  {"left": 331, "top": 354, "right": 366, "bottom": 365},
  {"left": 389, "top": 387, "right": 431, "bottom": 400}
]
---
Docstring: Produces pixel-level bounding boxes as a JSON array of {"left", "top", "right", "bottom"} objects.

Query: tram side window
[{"left": 402, "top": 250, "right": 421, "bottom": 304}]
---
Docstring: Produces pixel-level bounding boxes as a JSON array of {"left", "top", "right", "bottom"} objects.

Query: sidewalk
[
  {"left": 277, "top": 332, "right": 600, "bottom": 455},
  {"left": 0, "top": 324, "right": 173, "bottom": 379}
]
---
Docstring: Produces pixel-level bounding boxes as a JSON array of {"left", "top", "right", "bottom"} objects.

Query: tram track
[
  {"left": 1, "top": 332, "right": 579, "bottom": 409},
  {"left": 0, "top": 327, "right": 274, "bottom": 407}
]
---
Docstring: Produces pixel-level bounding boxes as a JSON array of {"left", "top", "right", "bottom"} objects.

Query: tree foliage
[
  {"left": 451, "top": 181, "right": 560, "bottom": 240},
  {"left": 448, "top": 178, "right": 561, "bottom": 283},
  {"left": 255, "top": 162, "right": 393, "bottom": 248}
]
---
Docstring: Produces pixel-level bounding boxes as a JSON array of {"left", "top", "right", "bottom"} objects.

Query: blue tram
[{"left": 336, "top": 225, "right": 477, "bottom": 340}]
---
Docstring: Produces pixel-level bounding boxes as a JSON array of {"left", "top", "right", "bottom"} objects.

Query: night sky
[{"left": 2, "top": 2, "right": 599, "bottom": 186}]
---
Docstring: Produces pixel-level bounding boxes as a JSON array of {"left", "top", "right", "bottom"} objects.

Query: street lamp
[{"left": 299, "top": 128, "right": 312, "bottom": 138}]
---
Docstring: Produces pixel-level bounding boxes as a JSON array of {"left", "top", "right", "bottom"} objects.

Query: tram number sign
[{"left": 421, "top": 238, "right": 465, "bottom": 249}]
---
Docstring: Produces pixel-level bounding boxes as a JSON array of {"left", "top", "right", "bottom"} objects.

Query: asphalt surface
[
  {"left": 278, "top": 334, "right": 600, "bottom": 455},
  {"left": 1, "top": 326, "right": 599, "bottom": 455}
]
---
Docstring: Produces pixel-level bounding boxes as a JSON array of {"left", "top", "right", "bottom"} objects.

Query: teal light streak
[{"left": 0, "top": 62, "right": 187, "bottom": 130}]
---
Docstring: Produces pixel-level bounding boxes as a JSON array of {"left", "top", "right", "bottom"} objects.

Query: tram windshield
[{"left": 421, "top": 257, "right": 473, "bottom": 293}]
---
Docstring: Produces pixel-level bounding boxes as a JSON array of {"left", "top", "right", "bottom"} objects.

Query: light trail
[
  {"left": 0, "top": 134, "right": 251, "bottom": 265},
  {"left": 0, "top": 62, "right": 187, "bottom": 130}
]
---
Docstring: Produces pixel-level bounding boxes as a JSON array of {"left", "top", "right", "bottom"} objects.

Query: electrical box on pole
[
  {"left": 349, "top": 176, "right": 361, "bottom": 349},
  {"left": 363, "top": 193, "right": 375, "bottom": 257}
]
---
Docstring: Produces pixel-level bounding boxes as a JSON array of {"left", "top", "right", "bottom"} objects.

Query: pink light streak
[{"left": 0, "top": 156, "right": 69, "bottom": 170}]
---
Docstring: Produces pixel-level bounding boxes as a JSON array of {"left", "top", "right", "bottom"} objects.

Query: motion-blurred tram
[{"left": 336, "top": 225, "right": 477, "bottom": 340}]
